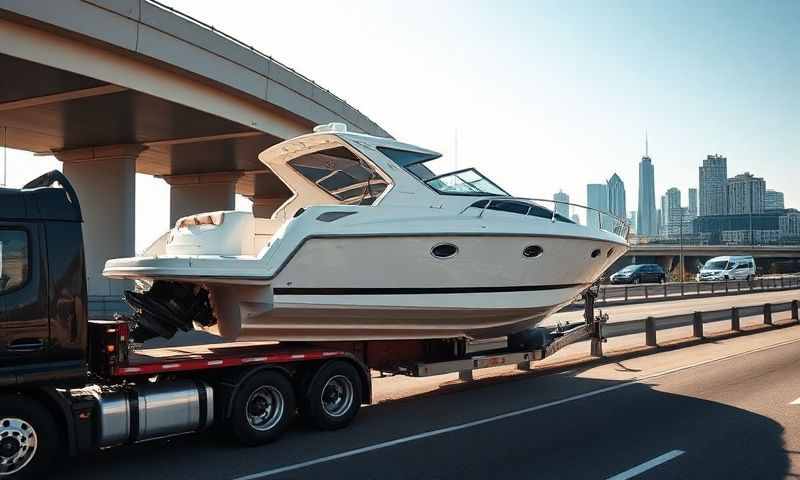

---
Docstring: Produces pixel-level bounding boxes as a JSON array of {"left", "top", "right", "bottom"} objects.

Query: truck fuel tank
[{"left": 94, "top": 379, "right": 213, "bottom": 447}]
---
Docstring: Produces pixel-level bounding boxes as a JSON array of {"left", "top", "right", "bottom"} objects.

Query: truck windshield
[{"left": 704, "top": 260, "right": 728, "bottom": 270}]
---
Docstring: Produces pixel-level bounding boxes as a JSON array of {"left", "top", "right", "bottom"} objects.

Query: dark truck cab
[{"left": 0, "top": 171, "right": 88, "bottom": 388}]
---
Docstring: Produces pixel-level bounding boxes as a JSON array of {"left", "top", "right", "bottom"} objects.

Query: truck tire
[
  {"left": 301, "top": 360, "right": 362, "bottom": 430},
  {"left": 0, "top": 395, "right": 59, "bottom": 479},
  {"left": 229, "top": 371, "right": 295, "bottom": 446}
]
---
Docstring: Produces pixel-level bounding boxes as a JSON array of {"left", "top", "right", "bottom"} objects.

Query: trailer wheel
[
  {"left": 301, "top": 360, "right": 362, "bottom": 430},
  {"left": 0, "top": 395, "right": 59, "bottom": 479},
  {"left": 229, "top": 371, "right": 295, "bottom": 446}
]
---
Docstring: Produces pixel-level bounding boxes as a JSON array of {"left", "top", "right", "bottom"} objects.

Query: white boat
[{"left": 103, "top": 123, "right": 630, "bottom": 342}]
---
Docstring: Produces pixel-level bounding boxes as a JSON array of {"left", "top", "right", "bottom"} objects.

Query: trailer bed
[{"left": 114, "top": 341, "right": 347, "bottom": 376}]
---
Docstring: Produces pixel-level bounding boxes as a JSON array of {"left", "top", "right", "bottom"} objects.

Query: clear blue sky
[{"left": 3, "top": 0, "right": 798, "bottom": 249}]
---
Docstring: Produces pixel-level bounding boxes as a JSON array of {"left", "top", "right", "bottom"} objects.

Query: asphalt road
[{"left": 57, "top": 325, "right": 800, "bottom": 480}]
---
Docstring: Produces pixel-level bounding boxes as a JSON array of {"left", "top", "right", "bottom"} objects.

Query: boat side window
[
  {"left": 0, "top": 230, "right": 29, "bottom": 294},
  {"left": 288, "top": 146, "right": 388, "bottom": 204},
  {"left": 470, "top": 200, "right": 574, "bottom": 223}
]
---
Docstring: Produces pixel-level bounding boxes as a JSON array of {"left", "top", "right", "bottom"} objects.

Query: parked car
[
  {"left": 609, "top": 264, "right": 666, "bottom": 284},
  {"left": 696, "top": 255, "right": 756, "bottom": 282}
]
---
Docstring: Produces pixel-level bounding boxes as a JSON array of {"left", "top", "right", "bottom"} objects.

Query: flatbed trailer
[{"left": 3, "top": 290, "right": 606, "bottom": 480}]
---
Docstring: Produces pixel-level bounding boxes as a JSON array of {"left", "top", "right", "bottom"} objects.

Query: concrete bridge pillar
[
  {"left": 56, "top": 145, "right": 144, "bottom": 297},
  {"left": 162, "top": 172, "right": 244, "bottom": 227}
]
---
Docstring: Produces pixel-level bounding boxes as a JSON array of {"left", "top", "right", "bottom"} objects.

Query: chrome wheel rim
[
  {"left": 0, "top": 417, "right": 37, "bottom": 476},
  {"left": 246, "top": 386, "right": 284, "bottom": 432},
  {"left": 321, "top": 375, "right": 354, "bottom": 418}
]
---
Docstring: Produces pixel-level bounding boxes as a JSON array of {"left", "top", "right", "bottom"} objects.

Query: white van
[{"left": 696, "top": 255, "right": 756, "bottom": 282}]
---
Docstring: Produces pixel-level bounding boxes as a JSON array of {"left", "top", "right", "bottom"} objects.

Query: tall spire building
[{"left": 636, "top": 132, "right": 658, "bottom": 236}]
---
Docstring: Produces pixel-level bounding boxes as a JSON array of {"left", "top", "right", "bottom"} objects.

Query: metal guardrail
[
  {"left": 603, "top": 299, "right": 800, "bottom": 341},
  {"left": 590, "top": 274, "right": 800, "bottom": 306}
]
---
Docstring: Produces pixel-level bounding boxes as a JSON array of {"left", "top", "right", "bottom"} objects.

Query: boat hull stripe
[{"left": 273, "top": 283, "right": 587, "bottom": 295}]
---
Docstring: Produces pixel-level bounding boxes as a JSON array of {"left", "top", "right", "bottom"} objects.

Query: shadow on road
[{"left": 56, "top": 364, "right": 789, "bottom": 480}]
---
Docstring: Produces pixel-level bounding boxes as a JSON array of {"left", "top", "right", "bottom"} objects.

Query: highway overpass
[
  {"left": 0, "top": 0, "right": 388, "bottom": 296},
  {"left": 629, "top": 244, "right": 800, "bottom": 258},
  {"left": 622, "top": 243, "right": 800, "bottom": 275}
]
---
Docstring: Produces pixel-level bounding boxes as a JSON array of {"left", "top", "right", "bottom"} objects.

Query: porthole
[
  {"left": 607, "top": 247, "right": 615, "bottom": 258},
  {"left": 431, "top": 243, "right": 458, "bottom": 259},
  {"left": 523, "top": 245, "right": 543, "bottom": 258},
  {"left": 591, "top": 248, "right": 601, "bottom": 258}
]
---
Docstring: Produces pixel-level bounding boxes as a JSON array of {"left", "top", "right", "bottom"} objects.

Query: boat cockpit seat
[{"left": 165, "top": 210, "right": 283, "bottom": 257}]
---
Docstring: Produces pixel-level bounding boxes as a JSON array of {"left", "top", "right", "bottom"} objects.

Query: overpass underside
[{"left": 1, "top": 51, "right": 295, "bottom": 295}]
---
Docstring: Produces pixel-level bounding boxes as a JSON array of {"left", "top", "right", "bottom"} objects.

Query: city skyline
[{"left": 569, "top": 149, "right": 790, "bottom": 236}]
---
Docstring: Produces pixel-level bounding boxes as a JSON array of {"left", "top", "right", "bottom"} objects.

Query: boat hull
[{"left": 203, "top": 284, "right": 588, "bottom": 341}]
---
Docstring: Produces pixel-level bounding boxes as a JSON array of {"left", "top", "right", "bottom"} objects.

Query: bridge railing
[
  {"left": 145, "top": 0, "right": 366, "bottom": 117},
  {"left": 587, "top": 274, "right": 800, "bottom": 306}
]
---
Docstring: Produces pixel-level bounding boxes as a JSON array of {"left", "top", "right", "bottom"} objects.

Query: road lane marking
[
  {"left": 232, "top": 336, "right": 800, "bottom": 480},
  {"left": 605, "top": 450, "right": 685, "bottom": 480},
  {"left": 790, "top": 397, "right": 800, "bottom": 405}
]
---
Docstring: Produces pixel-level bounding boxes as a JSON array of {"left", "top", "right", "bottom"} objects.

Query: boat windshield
[
  {"left": 378, "top": 147, "right": 509, "bottom": 196},
  {"left": 426, "top": 169, "right": 509, "bottom": 196},
  {"left": 288, "top": 146, "right": 389, "bottom": 205}
]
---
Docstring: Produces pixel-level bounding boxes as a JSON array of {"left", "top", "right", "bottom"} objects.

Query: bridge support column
[
  {"left": 162, "top": 172, "right": 243, "bottom": 227},
  {"left": 56, "top": 145, "right": 144, "bottom": 297}
]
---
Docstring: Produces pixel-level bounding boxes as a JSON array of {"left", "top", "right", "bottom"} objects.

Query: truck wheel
[
  {"left": 301, "top": 360, "right": 362, "bottom": 430},
  {"left": 0, "top": 395, "right": 58, "bottom": 479},
  {"left": 229, "top": 371, "right": 295, "bottom": 446}
]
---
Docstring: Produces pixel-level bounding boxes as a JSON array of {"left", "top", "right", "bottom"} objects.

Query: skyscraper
[
  {"left": 636, "top": 137, "right": 657, "bottom": 236},
  {"left": 587, "top": 183, "right": 609, "bottom": 230},
  {"left": 628, "top": 210, "right": 637, "bottom": 234},
  {"left": 727, "top": 172, "right": 766, "bottom": 214},
  {"left": 766, "top": 189, "right": 785, "bottom": 211},
  {"left": 553, "top": 190, "right": 570, "bottom": 218},
  {"left": 688, "top": 188, "right": 698, "bottom": 217},
  {"left": 699, "top": 154, "right": 727, "bottom": 216},
  {"left": 666, "top": 187, "right": 681, "bottom": 211},
  {"left": 606, "top": 173, "right": 626, "bottom": 219}
]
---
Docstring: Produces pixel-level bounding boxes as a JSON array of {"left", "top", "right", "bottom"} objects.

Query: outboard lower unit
[{"left": 124, "top": 281, "right": 217, "bottom": 342}]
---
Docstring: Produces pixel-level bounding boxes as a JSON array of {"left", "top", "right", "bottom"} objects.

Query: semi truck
[{"left": 0, "top": 172, "right": 602, "bottom": 478}]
